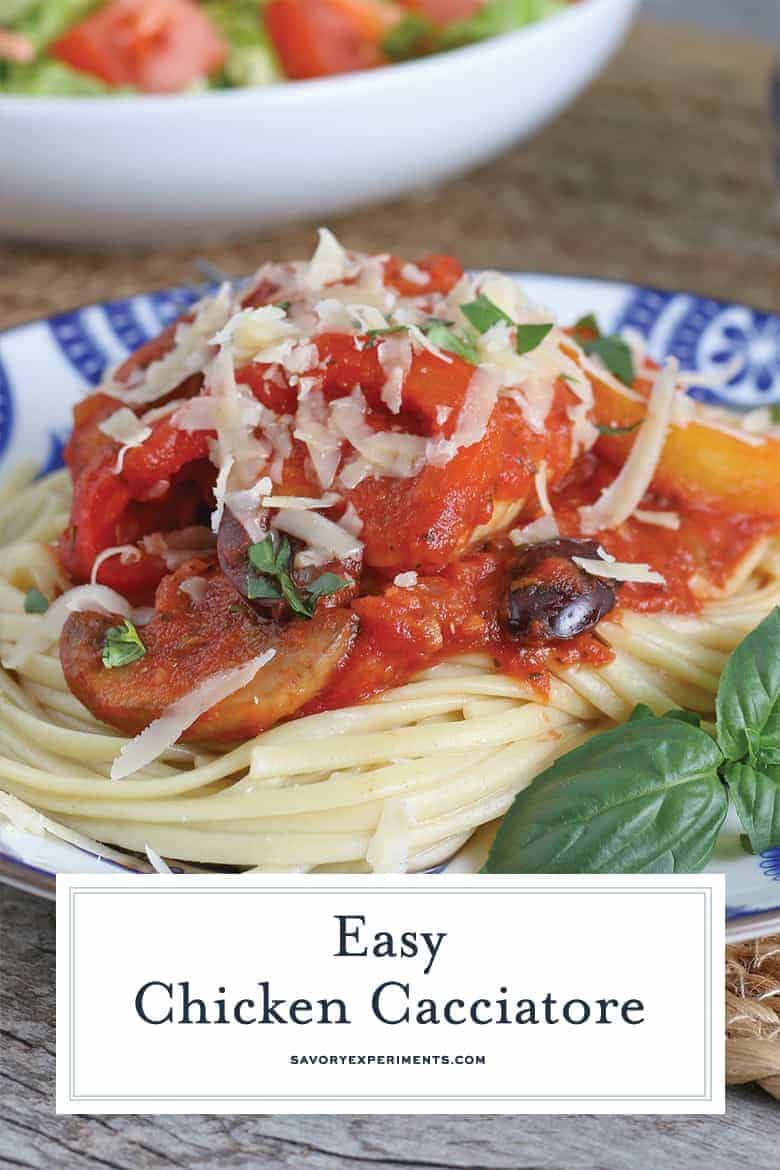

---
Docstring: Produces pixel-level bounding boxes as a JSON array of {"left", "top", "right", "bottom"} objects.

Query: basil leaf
[
  {"left": 307, "top": 573, "right": 350, "bottom": 601},
  {"left": 460, "top": 293, "right": 513, "bottom": 334},
  {"left": 246, "top": 574, "right": 282, "bottom": 602},
  {"left": 248, "top": 535, "right": 278, "bottom": 575},
  {"left": 279, "top": 575, "right": 315, "bottom": 619},
  {"left": 583, "top": 336, "right": 635, "bottom": 387},
  {"left": 716, "top": 608, "right": 780, "bottom": 767},
  {"left": 23, "top": 587, "right": 49, "bottom": 614},
  {"left": 666, "top": 709, "right": 702, "bottom": 727},
  {"left": 424, "top": 322, "right": 479, "bottom": 364},
  {"left": 770, "top": 404, "right": 780, "bottom": 424},
  {"left": 101, "top": 619, "right": 146, "bottom": 670},
  {"left": 484, "top": 719, "right": 727, "bottom": 874},
  {"left": 516, "top": 323, "right": 554, "bottom": 356},
  {"left": 724, "top": 760, "right": 780, "bottom": 854},
  {"left": 629, "top": 703, "right": 655, "bottom": 722}
]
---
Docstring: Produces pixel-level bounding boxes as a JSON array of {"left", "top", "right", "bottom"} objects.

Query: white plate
[
  {"left": 1, "top": 272, "right": 780, "bottom": 939},
  {"left": 0, "top": 0, "right": 639, "bottom": 246}
]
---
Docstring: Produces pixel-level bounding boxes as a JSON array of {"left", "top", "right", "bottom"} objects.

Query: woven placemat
[{"left": 727, "top": 935, "right": 780, "bottom": 1099}]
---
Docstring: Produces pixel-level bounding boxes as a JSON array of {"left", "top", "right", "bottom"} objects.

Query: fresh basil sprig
[
  {"left": 486, "top": 719, "right": 727, "bottom": 874},
  {"left": 715, "top": 609, "right": 780, "bottom": 852},
  {"left": 247, "top": 535, "right": 348, "bottom": 619},
  {"left": 485, "top": 607, "right": 780, "bottom": 873}
]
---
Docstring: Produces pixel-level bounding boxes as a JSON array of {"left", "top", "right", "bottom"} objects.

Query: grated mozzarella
[
  {"left": 393, "top": 572, "right": 419, "bottom": 588},
  {"left": 110, "top": 650, "right": 277, "bottom": 781},
  {"left": 579, "top": 359, "right": 679, "bottom": 535}
]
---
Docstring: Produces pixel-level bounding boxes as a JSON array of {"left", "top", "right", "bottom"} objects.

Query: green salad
[{"left": 0, "top": 0, "right": 571, "bottom": 96}]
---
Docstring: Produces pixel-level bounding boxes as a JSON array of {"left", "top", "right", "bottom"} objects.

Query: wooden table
[
  {"left": 1, "top": 21, "right": 779, "bottom": 1164},
  {"left": 1, "top": 25, "right": 778, "bottom": 327},
  {"left": 1, "top": 882, "right": 778, "bottom": 1166}
]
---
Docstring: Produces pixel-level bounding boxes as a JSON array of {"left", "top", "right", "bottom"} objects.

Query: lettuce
[
  {"left": 4, "top": 0, "right": 101, "bottom": 50},
  {"left": 202, "top": 0, "right": 281, "bottom": 87},
  {"left": 0, "top": 58, "right": 120, "bottom": 95},
  {"left": 439, "top": 0, "right": 568, "bottom": 50}
]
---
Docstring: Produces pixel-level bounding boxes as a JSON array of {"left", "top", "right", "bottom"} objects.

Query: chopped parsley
[
  {"left": 23, "top": 587, "right": 49, "bottom": 614},
  {"left": 247, "top": 535, "right": 349, "bottom": 619},
  {"left": 516, "top": 323, "right": 554, "bottom": 355},
  {"left": 101, "top": 619, "right": 147, "bottom": 669}
]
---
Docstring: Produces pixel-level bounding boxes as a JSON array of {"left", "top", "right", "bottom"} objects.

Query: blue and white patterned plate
[{"left": 1, "top": 274, "right": 779, "bottom": 938}]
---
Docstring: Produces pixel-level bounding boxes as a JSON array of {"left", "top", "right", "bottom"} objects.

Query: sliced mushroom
[{"left": 60, "top": 567, "right": 357, "bottom": 742}]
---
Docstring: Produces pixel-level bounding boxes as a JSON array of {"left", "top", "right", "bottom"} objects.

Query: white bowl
[{"left": 0, "top": 0, "right": 639, "bottom": 246}]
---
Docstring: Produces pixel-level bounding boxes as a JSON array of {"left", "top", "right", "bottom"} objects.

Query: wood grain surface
[
  {"left": 0, "top": 24, "right": 778, "bottom": 332},
  {"left": 2, "top": 20, "right": 780, "bottom": 1165},
  {"left": 1, "top": 881, "right": 778, "bottom": 1170}
]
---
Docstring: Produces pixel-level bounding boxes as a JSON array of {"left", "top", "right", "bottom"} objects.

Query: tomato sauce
[{"left": 57, "top": 255, "right": 780, "bottom": 732}]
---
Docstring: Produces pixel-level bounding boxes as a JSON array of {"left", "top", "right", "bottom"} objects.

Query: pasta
[
  {"left": 2, "top": 233, "right": 779, "bottom": 876},
  {"left": 1, "top": 469, "right": 779, "bottom": 873}
]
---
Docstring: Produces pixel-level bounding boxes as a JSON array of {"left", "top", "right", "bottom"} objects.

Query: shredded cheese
[
  {"left": 90, "top": 545, "right": 141, "bottom": 584},
  {"left": 393, "top": 572, "right": 419, "bottom": 588},
  {"left": 509, "top": 515, "right": 560, "bottom": 546},
  {"left": 634, "top": 509, "right": 681, "bottom": 531},
  {"left": 573, "top": 556, "right": 666, "bottom": 586},
  {"left": 579, "top": 359, "right": 679, "bottom": 535},
  {"left": 111, "top": 650, "right": 277, "bottom": 781}
]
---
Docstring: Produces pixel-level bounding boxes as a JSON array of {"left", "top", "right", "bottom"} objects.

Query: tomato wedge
[
  {"left": 52, "top": 0, "right": 227, "bottom": 94},
  {"left": 265, "top": 0, "right": 400, "bottom": 80}
]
